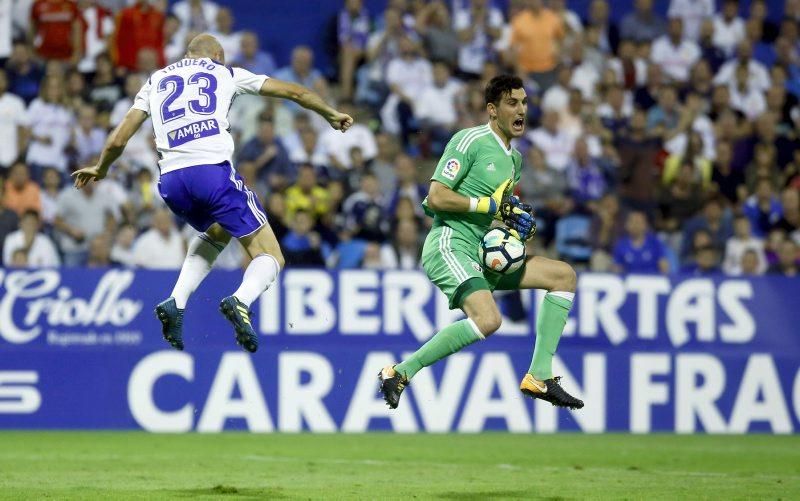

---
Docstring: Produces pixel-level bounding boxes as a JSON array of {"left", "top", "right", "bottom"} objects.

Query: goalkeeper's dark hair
[{"left": 485, "top": 75, "right": 524, "bottom": 106}]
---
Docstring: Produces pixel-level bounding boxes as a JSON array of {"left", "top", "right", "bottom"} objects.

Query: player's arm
[
  {"left": 72, "top": 109, "right": 148, "bottom": 188},
  {"left": 259, "top": 79, "right": 352, "bottom": 132},
  {"left": 427, "top": 179, "right": 511, "bottom": 214}
]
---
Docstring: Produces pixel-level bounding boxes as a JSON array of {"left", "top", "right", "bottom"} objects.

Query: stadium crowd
[{"left": 0, "top": 0, "right": 798, "bottom": 278}]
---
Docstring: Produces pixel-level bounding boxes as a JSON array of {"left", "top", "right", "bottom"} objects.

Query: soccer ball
[{"left": 479, "top": 227, "right": 526, "bottom": 274}]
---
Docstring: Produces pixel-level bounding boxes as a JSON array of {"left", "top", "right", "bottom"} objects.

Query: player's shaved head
[{"left": 186, "top": 34, "right": 225, "bottom": 63}]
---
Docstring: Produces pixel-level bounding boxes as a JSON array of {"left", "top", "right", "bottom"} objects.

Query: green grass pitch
[{"left": 0, "top": 433, "right": 797, "bottom": 499}]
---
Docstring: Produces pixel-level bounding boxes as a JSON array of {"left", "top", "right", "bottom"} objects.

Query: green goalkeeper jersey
[{"left": 423, "top": 123, "right": 523, "bottom": 241}]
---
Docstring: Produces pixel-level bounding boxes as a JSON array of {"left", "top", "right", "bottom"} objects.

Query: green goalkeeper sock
[
  {"left": 394, "top": 319, "right": 484, "bottom": 380},
  {"left": 528, "top": 292, "right": 574, "bottom": 381}
]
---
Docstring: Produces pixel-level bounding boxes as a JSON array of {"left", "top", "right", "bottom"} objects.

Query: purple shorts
[{"left": 158, "top": 161, "right": 268, "bottom": 238}]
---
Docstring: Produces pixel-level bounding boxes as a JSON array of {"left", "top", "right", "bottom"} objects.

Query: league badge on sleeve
[{"left": 442, "top": 158, "right": 461, "bottom": 180}]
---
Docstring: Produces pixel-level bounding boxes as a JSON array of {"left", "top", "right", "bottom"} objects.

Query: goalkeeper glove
[
  {"left": 471, "top": 179, "right": 512, "bottom": 216},
  {"left": 501, "top": 196, "right": 537, "bottom": 241}
]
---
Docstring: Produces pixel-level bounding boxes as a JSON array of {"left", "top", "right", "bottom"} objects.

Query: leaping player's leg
[
  {"left": 156, "top": 224, "right": 230, "bottom": 350},
  {"left": 219, "top": 222, "right": 284, "bottom": 353},
  {"left": 514, "top": 256, "right": 583, "bottom": 409},
  {"left": 205, "top": 161, "right": 284, "bottom": 353}
]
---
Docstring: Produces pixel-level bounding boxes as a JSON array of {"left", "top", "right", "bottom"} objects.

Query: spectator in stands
[
  {"left": 3, "top": 162, "right": 41, "bottom": 216},
  {"left": 282, "top": 209, "right": 326, "bottom": 267},
  {"left": 585, "top": 0, "right": 618, "bottom": 55},
  {"left": 342, "top": 171, "right": 387, "bottom": 242},
  {"left": 172, "top": 0, "right": 218, "bottom": 33},
  {"left": 30, "top": 0, "right": 83, "bottom": 65},
  {"left": 650, "top": 18, "right": 700, "bottom": 83},
  {"left": 377, "top": 217, "right": 421, "bottom": 269},
  {"left": 113, "top": 0, "right": 165, "bottom": 72},
  {"left": 711, "top": 140, "right": 746, "bottom": 206},
  {"left": 0, "top": 69, "right": 28, "bottom": 172},
  {"left": 616, "top": 109, "right": 661, "bottom": 217},
  {"left": 414, "top": 62, "right": 463, "bottom": 156},
  {"left": 234, "top": 31, "right": 276, "bottom": 77},
  {"left": 0, "top": 183, "right": 20, "bottom": 266},
  {"left": 750, "top": 0, "right": 779, "bottom": 44},
  {"left": 518, "top": 147, "right": 570, "bottom": 245},
  {"left": 131, "top": 208, "right": 184, "bottom": 269},
  {"left": 380, "top": 36, "right": 432, "bottom": 146},
  {"left": 77, "top": 0, "right": 115, "bottom": 74},
  {"left": 612, "top": 210, "right": 669, "bottom": 274},
  {"left": 667, "top": 0, "right": 713, "bottom": 41},
  {"left": 566, "top": 137, "right": 607, "bottom": 208},
  {"left": 743, "top": 178, "right": 783, "bottom": 238},
  {"left": 71, "top": 104, "right": 107, "bottom": 166},
  {"left": 86, "top": 233, "right": 113, "bottom": 268},
  {"left": 109, "top": 74, "right": 157, "bottom": 175},
  {"left": 369, "top": 132, "right": 399, "bottom": 193},
  {"left": 607, "top": 40, "right": 647, "bottom": 91},
  {"left": 682, "top": 243, "right": 722, "bottom": 275},
  {"left": 680, "top": 197, "right": 733, "bottom": 262},
  {"left": 660, "top": 162, "right": 706, "bottom": 234},
  {"left": 109, "top": 222, "right": 137, "bottom": 267},
  {"left": 88, "top": 54, "right": 122, "bottom": 112},
  {"left": 25, "top": 75, "right": 74, "bottom": 179},
  {"left": 163, "top": 14, "right": 188, "bottom": 64},
  {"left": 2, "top": 209, "right": 59, "bottom": 267},
  {"left": 774, "top": 188, "right": 800, "bottom": 238},
  {"left": 528, "top": 110, "right": 574, "bottom": 172},
  {"left": 237, "top": 114, "right": 293, "bottom": 192},
  {"left": 39, "top": 167, "right": 61, "bottom": 226},
  {"left": 768, "top": 239, "right": 799, "bottom": 276},
  {"left": 285, "top": 164, "right": 330, "bottom": 222},
  {"left": 540, "top": 65, "right": 571, "bottom": 114},
  {"left": 336, "top": 0, "right": 371, "bottom": 101},
  {"left": 713, "top": 0, "right": 745, "bottom": 57},
  {"left": 695, "top": 20, "right": 727, "bottom": 75},
  {"left": 288, "top": 126, "right": 327, "bottom": 173},
  {"left": 452, "top": 0, "right": 504, "bottom": 79},
  {"left": 275, "top": 46, "right": 330, "bottom": 114},
  {"left": 723, "top": 215, "right": 767, "bottom": 275},
  {"left": 714, "top": 40, "right": 771, "bottom": 93},
  {"left": 509, "top": 0, "right": 564, "bottom": 90},
  {"left": 729, "top": 65, "right": 767, "bottom": 121},
  {"left": 357, "top": 7, "right": 406, "bottom": 107},
  {"left": 568, "top": 43, "right": 600, "bottom": 101},
  {"left": 54, "top": 180, "right": 118, "bottom": 266},
  {"left": 620, "top": 0, "right": 666, "bottom": 43},
  {"left": 318, "top": 102, "right": 377, "bottom": 172},
  {"left": 5, "top": 42, "right": 44, "bottom": 104},
  {"left": 590, "top": 192, "right": 626, "bottom": 257},
  {"left": 663, "top": 131, "right": 712, "bottom": 189},
  {"left": 745, "top": 144, "right": 781, "bottom": 194},
  {"left": 211, "top": 7, "right": 242, "bottom": 64},
  {"left": 386, "top": 154, "right": 425, "bottom": 218},
  {"left": 738, "top": 248, "right": 763, "bottom": 276},
  {"left": 415, "top": 0, "right": 459, "bottom": 69}
]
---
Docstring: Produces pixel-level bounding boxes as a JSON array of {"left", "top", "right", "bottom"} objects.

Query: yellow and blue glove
[{"left": 500, "top": 196, "right": 537, "bottom": 241}]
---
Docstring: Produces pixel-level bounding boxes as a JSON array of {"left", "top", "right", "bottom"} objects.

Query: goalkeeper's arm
[{"left": 427, "top": 180, "right": 510, "bottom": 214}]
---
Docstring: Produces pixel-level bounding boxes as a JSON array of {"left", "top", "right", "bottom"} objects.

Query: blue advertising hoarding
[{"left": 0, "top": 268, "right": 798, "bottom": 433}]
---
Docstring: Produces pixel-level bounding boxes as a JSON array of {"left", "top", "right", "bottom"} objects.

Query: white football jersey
[{"left": 131, "top": 58, "right": 268, "bottom": 174}]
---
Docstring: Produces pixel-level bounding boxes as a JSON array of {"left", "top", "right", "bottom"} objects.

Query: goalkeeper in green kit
[{"left": 378, "top": 75, "right": 583, "bottom": 410}]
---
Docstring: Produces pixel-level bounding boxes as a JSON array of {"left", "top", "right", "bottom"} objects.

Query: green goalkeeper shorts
[{"left": 421, "top": 224, "right": 526, "bottom": 310}]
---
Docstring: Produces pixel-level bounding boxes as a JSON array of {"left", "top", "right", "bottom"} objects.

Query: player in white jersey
[{"left": 72, "top": 34, "right": 353, "bottom": 352}]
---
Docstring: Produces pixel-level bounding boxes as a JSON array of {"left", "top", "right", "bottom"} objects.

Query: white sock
[
  {"left": 171, "top": 234, "right": 225, "bottom": 309},
  {"left": 233, "top": 253, "right": 280, "bottom": 307}
]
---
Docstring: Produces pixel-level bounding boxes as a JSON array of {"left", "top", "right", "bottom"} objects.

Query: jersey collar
[{"left": 487, "top": 122, "right": 513, "bottom": 156}]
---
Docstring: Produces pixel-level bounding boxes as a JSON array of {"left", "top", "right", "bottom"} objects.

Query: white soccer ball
[{"left": 479, "top": 227, "right": 526, "bottom": 274}]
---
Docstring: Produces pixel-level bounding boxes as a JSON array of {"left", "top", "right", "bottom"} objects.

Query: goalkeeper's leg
[
  {"left": 518, "top": 256, "right": 583, "bottom": 409},
  {"left": 379, "top": 289, "right": 500, "bottom": 409}
]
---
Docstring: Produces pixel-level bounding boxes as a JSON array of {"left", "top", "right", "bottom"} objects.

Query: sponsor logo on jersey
[
  {"left": 471, "top": 261, "right": 483, "bottom": 273},
  {"left": 486, "top": 162, "right": 496, "bottom": 171},
  {"left": 442, "top": 158, "right": 460, "bottom": 180},
  {"left": 167, "top": 118, "right": 220, "bottom": 147}
]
